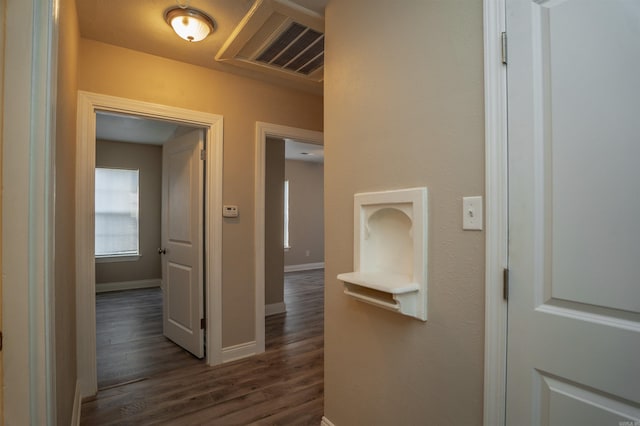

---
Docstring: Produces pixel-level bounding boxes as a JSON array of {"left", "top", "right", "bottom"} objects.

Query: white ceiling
[
  {"left": 76, "top": 0, "right": 327, "bottom": 94},
  {"left": 97, "top": 113, "right": 324, "bottom": 163},
  {"left": 285, "top": 139, "right": 324, "bottom": 163},
  {"left": 96, "top": 112, "right": 194, "bottom": 145}
]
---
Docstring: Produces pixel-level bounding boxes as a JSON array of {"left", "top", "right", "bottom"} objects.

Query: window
[
  {"left": 284, "top": 180, "right": 290, "bottom": 249},
  {"left": 95, "top": 168, "right": 140, "bottom": 257}
]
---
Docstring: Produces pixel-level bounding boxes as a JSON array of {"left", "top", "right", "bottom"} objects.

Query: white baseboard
[
  {"left": 95, "top": 278, "right": 161, "bottom": 293},
  {"left": 321, "top": 416, "right": 336, "bottom": 426},
  {"left": 222, "top": 341, "right": 257, "bottom": 363},
  {"left": 284, "top": 262, "right": 325, "bottom": 272},
  {"left": 71, "top": 380, "right": 82, "bottom": 426},
  {"left": 265, "top": 302, "right": 286, "bottom": 316}
]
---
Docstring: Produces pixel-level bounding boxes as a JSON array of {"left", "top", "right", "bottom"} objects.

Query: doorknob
[{"left": 158, "top": 248, "right": 166, "bottom": 255}]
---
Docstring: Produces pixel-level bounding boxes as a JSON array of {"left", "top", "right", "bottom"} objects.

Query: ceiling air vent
[
  {"left": 255, "top": 22, "right": 324, "bottom": 76},
  {"left": 216, "top": 0, "right": 324, "bottom": 86}
]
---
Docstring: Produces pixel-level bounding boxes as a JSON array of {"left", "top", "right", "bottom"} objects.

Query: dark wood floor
[
  {"left": 81, "top": 270, "right": 324, "bottom": 425},
  {"left": 95, "top": 287, "right": 200, "bottom": 389}
]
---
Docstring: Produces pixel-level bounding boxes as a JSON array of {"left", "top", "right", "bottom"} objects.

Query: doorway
[
  {"left": 76, "top": 91, "right": 224, "bottom": 398},
  {"left": 264, "top": 138, "right": 324, "bottom": 317},
  {"left": 254, "top": 122, "right": 323, "bottom": 354},
  {"left": 93, "top": 113, "right": 206, "bottom": 388}
]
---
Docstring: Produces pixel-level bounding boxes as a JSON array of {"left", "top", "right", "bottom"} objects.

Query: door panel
[
  {"left": 536, "top": 372, "right": 640, "bottom": 426},
  {"left": 162, "top": 128, "right": 204, "bottom": 358},
  {"left": 167, "top": 262, "right": 194, "bottom": 330},
  {"left": 168, "top": 149, "right": 193, "bottom": 243},
  {"left": 544, "top": 0, "right": 640, "bottom": 312},
  {"left": 506, "top": 0, "right": 640, "bottom": 423}
]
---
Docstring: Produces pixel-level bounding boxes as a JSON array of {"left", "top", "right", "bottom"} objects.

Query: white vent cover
[{"left": 216, "top": 0, "right": 324, "bottom": 84}]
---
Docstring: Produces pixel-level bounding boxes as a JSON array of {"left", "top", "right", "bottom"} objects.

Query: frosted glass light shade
[{"left": 165, "top": 8, "right": 215, "bottom": 42}]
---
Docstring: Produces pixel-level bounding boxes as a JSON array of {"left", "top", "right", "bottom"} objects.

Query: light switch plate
[{"left": 463, "top": 196, "right": 483, "bottom": 230}]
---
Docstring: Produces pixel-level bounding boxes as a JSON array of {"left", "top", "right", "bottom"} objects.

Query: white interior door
[
  {"left": 506, "top": 0, "right": 640, "bottom": 424},
  {"left": 161, "top": 128, "right": 205, "bottom": 358}
]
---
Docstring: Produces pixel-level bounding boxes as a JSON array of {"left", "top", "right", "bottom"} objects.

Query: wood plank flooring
[
  {"left": 81, "top": 269, "right": 324, "bottom": 425},
  {"left": 95, "top": 287, "right": 201, "bottom": 389}
]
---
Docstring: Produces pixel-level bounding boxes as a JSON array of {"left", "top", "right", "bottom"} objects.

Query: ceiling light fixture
[{"left": 164, "top": 6, "right": 215, "bottom": 42}]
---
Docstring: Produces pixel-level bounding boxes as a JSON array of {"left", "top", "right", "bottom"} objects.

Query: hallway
[{"left": 81, "top": 269, "right": 324, "bottom": 425}]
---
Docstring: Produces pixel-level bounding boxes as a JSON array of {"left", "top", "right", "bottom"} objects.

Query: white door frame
[
  {"left": 76, "top": 91, "right": 224, "bottom": 397},
  {"left": 2, "top": 0, "right": 58, "bottom": 423},
  {"left": 482, "top": 0, "right": 509, "bottom": 425},
  {"left": 254, "top": 122, "right": 323, "bottom": 353}
]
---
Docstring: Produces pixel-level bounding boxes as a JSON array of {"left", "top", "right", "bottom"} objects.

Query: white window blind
[{"left": 95, "top": 168, "right": 140, "bottom": 257}]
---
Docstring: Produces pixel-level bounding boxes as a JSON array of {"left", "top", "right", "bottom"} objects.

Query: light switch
[{"left": 463, "top": 196, "right": 483, "bottom": 230}]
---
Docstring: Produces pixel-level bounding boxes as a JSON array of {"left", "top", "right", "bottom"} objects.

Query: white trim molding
[
  {"left": 95, "top": 279, "right": 161, "bottom": 293},
  {"left": 71, "top": 380, "right": 82, "bottom": 426},
  {"left": 94, "top": 254, "right": 141, "bottom": 263},
  {"left": 321, "top": 416, "right": 336, "bottom": 426},
  {"left": 284, "top": 262, "right": 325, "bottom": 273},
  {"left": 254, "top": 122, "right": 323, "bottom": 356},
  {"left": 222, "top": 341, "right": 258, "bottom": 363},
  {"left": 483, "top": 0, "right": 509, "bottom": 425},
  {"left": 76, "top": 91, "right": 224, "bottom": 398},
  {"left": 2, "top": 0, "right": 58, "bottom": 423},
  {"left": 265, "top": 302, "right": 286, "bottom": 316}
]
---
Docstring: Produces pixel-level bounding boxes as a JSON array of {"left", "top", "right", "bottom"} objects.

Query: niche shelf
[{"left": 338, "top": 187, "right": 428, "bottom": 321}]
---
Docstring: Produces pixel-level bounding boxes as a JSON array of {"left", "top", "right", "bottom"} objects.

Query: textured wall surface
[
  {"left": 323, "top": 0, "right": 486, "bottom": 424},
  {"left": 55, "top": 0, "right": 80, "bottom": 423},
  {"left": 265, "top": 138, "right": 285, "bottom": 306}
]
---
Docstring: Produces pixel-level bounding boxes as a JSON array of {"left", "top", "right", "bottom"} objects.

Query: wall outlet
[{"left": 305, "top": 250, "right": 310, "bottom": 257}]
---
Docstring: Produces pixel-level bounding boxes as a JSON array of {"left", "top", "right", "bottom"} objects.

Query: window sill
[{"left": 95, "top": 254, "right": 141, "bottom": 264}]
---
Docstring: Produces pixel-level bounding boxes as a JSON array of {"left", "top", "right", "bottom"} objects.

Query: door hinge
[
  {"left": 503, "top": 268, "right": 510, "bottom": 301},
  {"left": 0, "top": 331, "right": 3, "bottom": 351},
  {"left": 200, "top": 149, "right": 206, "bottom": 161},
  {"left": 501, "top": 32, "right": 507, "bottom": 65},
  {"left": 200, "top": 318, "right": 206, "bottom": 330}
]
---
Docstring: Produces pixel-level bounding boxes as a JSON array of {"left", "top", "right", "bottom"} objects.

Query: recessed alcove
[{"left": 338, "top": 187, "right": 428, "bottom": 321}]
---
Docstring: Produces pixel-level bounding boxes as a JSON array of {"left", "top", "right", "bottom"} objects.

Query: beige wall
[
  {"left": 55, "top": 0, "right": 80, "bottom": 423},
  {"left": 95, "top": 140, "right": 162, "bottom": 285},
  {"left": 265, "top": 138, "right": 285, "bottom": 306},
  {"left": 0, "top": 0, "right": 4, "bottom": 416},
  {"left": 324, "top": 0, "right": 485, "bottom": 424},
  {"left": 284, "top": 159, "right": 324, "bottom": 266},
  {"left": 78, "top": 39, "right": 323, "bottom": 347}
]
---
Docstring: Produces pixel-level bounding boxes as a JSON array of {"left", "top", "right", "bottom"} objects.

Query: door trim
[
  {"left": 254, "top": 122, "right": 323, "bottom": 354},
  {"left": 2, "top": 0, "right": 58, "bottom": 423},
  {"left": 76, "top": 91, "right": 224, "bottom": 397},
  {"left": 482, "top": 0, "right": 508, "bottom": 425}
]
